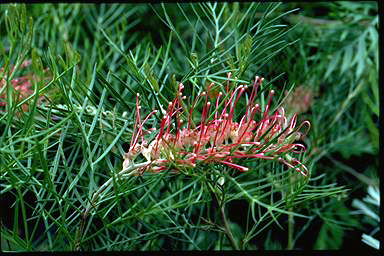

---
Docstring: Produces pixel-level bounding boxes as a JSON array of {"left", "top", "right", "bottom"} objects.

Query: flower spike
[{"left": 123, "top": 73, "right": 311, "bottom": 177}]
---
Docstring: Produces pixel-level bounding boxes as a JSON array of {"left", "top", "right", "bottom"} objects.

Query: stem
[
  {"left": 328, "top": 156, "right": 377, "bottom": 187},
  {"left": 287, "top": 207, "right": 295, "bottom": 249},
  {"left": 287, "top": 174, "right": 295, "bottom": 249},
  {"left": 74, "top": 161, "right": 151, "bottom": 250},
  {"left": 221, "top": 204, "right": 239, "bottom": 250}
]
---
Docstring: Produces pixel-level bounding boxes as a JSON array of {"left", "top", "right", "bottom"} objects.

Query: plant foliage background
[{"left": 0, "top": 2, "right": 380, "bottom": 251}]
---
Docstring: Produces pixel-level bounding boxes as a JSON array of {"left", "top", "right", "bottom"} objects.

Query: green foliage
[
  {"left": 275, "top": 1, "right": 379, "bottom": 250},
  {"left": 0, "top": 2, "right": 379, "bottom": 251},
  {"left": 352, "top": 185, "right": 379, "bottom": 249}
]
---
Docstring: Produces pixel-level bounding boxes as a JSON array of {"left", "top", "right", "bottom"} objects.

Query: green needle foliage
[{"left": 0, "top": 2, "right": 378, "bottom": 251}]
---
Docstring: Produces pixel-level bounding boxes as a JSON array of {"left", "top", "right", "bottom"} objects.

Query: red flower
[
  {"left": 123, "top": 73, "right": 310, "bottom": 176},
  {"left": 0, "top": 60, "right": 50, "bottom": 113}
]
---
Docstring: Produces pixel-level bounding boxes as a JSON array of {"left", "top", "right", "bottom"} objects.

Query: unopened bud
[{"left": 218, "top": 177, "right": 225, "bottom": 186}]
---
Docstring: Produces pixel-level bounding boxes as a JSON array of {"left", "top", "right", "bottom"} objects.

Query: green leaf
[
  {"left": 324, "top": 52, "right": 340, "bottom": 79},
  {"left": 314, "top": 222, "right": 343, "bottom": 249},
  {"left": 32, "top": 48, "right": 44, "bottom": 76},
  {"left": 340, "top": 45, "right": 353, "bottom": 74},
  {"left": 355, "top": 55, "right": 365, "bottom": 79},
  {"left": 64, "top": 41, "right": 80, "bottom": 66},
  {"left": 367, "top": 25, "right": 378, "bottom": 53},
  {"left": 143, "top": 62, "right": 159, "bottom": 92},
  {"left": 1, "top": 225, "right": 29, "bottom": 251}
]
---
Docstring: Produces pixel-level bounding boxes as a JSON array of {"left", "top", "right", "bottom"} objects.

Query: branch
[
  {"left": 327, "top": 156, "right": 378, "bottom": 187},
  {"left": 74, "top": 161, "right": 151, "bottom": 251},
  {"left": 221, "top": 204, "right": 240, "bottom": 250},
  {"left": 284, "top": 14, "right": 342, "bottom": 26}
]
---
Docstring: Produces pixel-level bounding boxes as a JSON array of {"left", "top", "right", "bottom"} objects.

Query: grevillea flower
[
  {"left": 283, "top": 85, "right": 314, "bottom": 114},
  {"left": 123, "top": 73, "right": 310, "bottom": 176},
  {"left": 0, "top": 60, "right": 50, "bottom": 113}
]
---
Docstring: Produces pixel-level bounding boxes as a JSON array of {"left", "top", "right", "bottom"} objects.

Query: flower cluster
[
  {"left": 0, "top": 60, "right": 50, "bottom": 113},
  {"left": 283, "top": 85, "right": 314, "bottom": 114},
  {"left": 123, "top": 73, "right": 310, "bottom": 176}
]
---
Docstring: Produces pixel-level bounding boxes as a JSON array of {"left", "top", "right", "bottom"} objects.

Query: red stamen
[
  {"left": 220, "top": 85, "right": 243, "bottom": 119},
  {"left": 201, "top": 103, "right": 211, "bottom": 136},
  {"left": 237, "top": 107, "right": 258, "bottom": 143},
  {"left": 219, "top": 113, "right": 230, "bottom": 144},
  {"left": 132, "top": 110, "right": 158, "bottom": 147},
  {"left": 228, "top": 86, "right": 245, "bottom": 120},
  {"left": 215, "top": 92, "right": 223, "bottom": 120},
  {"left": 289, "top": 113, "right": 298, "bottom": 130},
  {"left": 188, "top": 92, "right": 204, "bottom": 131},
  {"left": 218, "top": 160, "right": 249, "bottom": 172},
  {"left": 263, "top": 90, "right": 274, "bottom": 120},
  {"left": 278, "top": 157, "right": 308, "bottom": 176}
]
